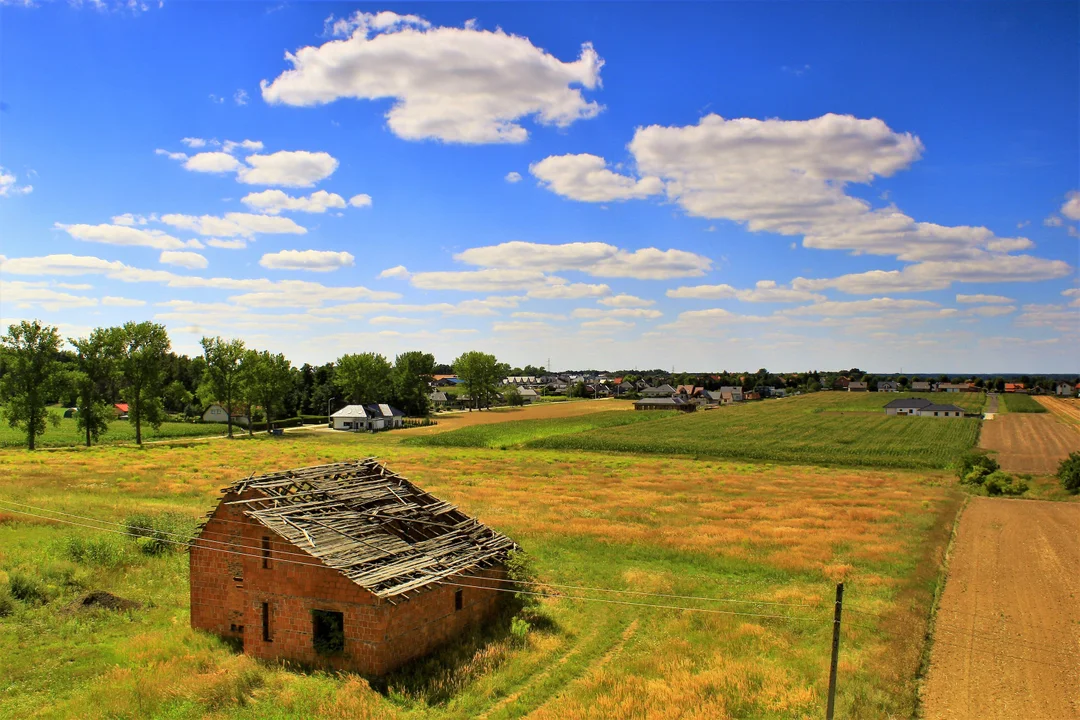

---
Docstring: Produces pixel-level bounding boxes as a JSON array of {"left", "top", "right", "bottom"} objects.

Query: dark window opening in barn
[
  {"left": 261, "top": 536, "right": 271, "bottom": 569},
  {"left": 312, "top": 610, "right": 344, "bottom": 654},
  {"left": 454, "top": 589, "right": 463, "bottom": 611},
  {"left": 262, "top": 602, "right": 272, "bottom": 642}
]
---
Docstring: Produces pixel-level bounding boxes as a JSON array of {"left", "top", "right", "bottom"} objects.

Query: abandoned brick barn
[{"left": 189, "top": 458, "right": 517, "bottom": 675}]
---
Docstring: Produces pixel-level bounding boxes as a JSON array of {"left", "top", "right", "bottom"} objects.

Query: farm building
[
  {"left": 911, "top": 381, "right": 932, "bottom": 391},
  {"left": 189, "top": 458, "right": 516, "bottom": 676},
  {"left": 1004, "top": 383, "right": 1025, "bottom": 393},
  {"left": 428, "top": 391, "right": 449, "bottom": 409},
  {"left": 938, "top": 383, "right": 977, "bottom": 393},
  {"left": 1056, "top": 383, "right": 1078, "bottom": 397},
  {"left": 847, "top": 381, "right": 868, "bottom": 392},
  {"left": 203, "top": 404, "right": 249, "bottom": 427},
  {"left": 884, "top": 398, "right": 966, "bottom": 417},
  {"left": 634, "top": 396, "right": 695, "bottom": 412},
  {"left": 113, "top": 402, "right": 129, "bottom": 418},
  {"left": 516, "top": 387, "right": 539, "bottom": 403},
  {"left": 877, "top": 381, "right": 899, "bottom": 392},
  {"left": 331, "top": 404, "right": 405, "bottom": 431},
  {"left": 641, "top": 384, "right": 677, "bottom": 397}
]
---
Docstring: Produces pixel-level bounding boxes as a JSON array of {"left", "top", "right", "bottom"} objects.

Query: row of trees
[{"left": 0, "top": 319, "right": 509, "bottom": 450}]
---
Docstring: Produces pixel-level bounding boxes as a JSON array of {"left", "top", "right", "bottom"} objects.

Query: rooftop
[{"left": 210, "top": 459, "right": 516, "bottom": 600}]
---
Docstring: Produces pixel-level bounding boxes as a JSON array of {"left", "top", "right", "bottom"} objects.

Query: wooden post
[{"left": 826, "top": 582, "right": 844, "bottom": 720}]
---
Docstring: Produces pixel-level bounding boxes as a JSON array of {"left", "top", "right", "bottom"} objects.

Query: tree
[
  {"left": 0, "top": 320, "right": 63, "bottom": 450},
  {"left": 163, "top": 380, "right": 193, "bottom": 414},
  {"left": 242, "top": 350, "right": 293, "bottom": 430},
  {"left": 392, "top": 351, "right": 435, "bottom": 416},
  {"left": 69, "top": 327, "right": 121, "bottom": 447},
  {"left": 200, "top": 336, "right": 246, "bottom": 439},
  {"left": 1058, "top": 452, "right": 1080, "bottom": 494},
  {"left": 503, "top": 386, "right": 524, "bottom": 406},
  {"left": 334, "top": 353, "right": 392, "bottom": 405},
  {"left": 453, "top": 351, "right": 503, "bottom": 410},
  {"left": 118, "top": 321, "right": 171, "bottom": 445}
]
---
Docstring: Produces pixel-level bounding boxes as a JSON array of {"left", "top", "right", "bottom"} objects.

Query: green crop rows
[{"left": 404, "top": 410, "right": 676, "bottom": 449}]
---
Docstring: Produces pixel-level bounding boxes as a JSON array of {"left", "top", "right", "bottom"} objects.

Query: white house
[
  {"left": 331, "top": 405, "right": 383, "bottom": 432},
  {"left": 203, "top": 404, "right": 248, "bottom": 426},
  {"left": 517, "top": 387, "right": 539, "bottom": 403}
]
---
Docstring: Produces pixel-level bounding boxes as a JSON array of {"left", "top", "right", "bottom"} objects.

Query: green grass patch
[
  {"left": 822, "top": 392, "right": 986, "bottom": 413},
  {"left": 0, "top": 409, "right": 232, "bottom": 448},
  {"left": 403, "top": 410, "right": 674, "bottom": 449},
  {"left": 1000, "top": 394, "right": 1048, "bottom": 413}
]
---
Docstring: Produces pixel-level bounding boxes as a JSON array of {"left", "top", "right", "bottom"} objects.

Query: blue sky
[{"left": 1, "top": 1, "right": 1077, "bottom": 372}]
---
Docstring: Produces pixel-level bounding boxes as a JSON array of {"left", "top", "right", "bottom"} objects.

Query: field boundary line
[{"left": 913, "top": 492, "right": 968, "bottom": 719}]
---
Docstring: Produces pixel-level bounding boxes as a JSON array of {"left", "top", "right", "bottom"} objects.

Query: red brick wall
[{"left": 190, "top": 491, "right": 507, "bottom": 675}]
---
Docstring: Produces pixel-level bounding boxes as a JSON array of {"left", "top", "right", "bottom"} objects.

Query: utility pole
[
  {"left": 826, "top": 582, "right": 844, "bottom": 720},
  {"left": 327, "top": 396, "right": 336, "bottom": 428}
]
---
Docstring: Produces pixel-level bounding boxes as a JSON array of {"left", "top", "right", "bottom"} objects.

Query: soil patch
[
  {"left": 920, "top": 498, "right": 1080, "bottom": 719},
  {"left": 978, "top": 413, "right": 1080, "bottom": 474},
  {"left": 77, "top": 591, "right": 140, "bottom": 612}
]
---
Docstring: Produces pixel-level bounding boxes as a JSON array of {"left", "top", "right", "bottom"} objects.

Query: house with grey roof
[
  {"left": 641, "top": 384, "right": 677, "bottom": 397},
  {"left": 911, "top": 381, "right": 933, "bottom": 391},
  {"left": 884, "top": 398, "right": 965, "bottom": 417},
  {"left": 634, "top": 396, "right": 695, "bottom": 412}
]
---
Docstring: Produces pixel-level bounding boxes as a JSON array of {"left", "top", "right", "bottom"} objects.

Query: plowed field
[
  {"left": 978, "top": 414, "right": 1080, "bottom": 474},
  {"left": 921, "top": 498, "right": 1080, "bottom": 719}
]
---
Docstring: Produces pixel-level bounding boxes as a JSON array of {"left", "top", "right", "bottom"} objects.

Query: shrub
[
  {"left": 956, "top": 451, "right": 999, "bottom": 483},
  {"left": 510, "top": 616, "right": 531, "bottom": 648},
  {"left": 0, "top": 585, "right": 15, "bottom": 617},
  {"left": 984, "top": 471, "right": 1028, "bottom": 496},
  {"left": 1058, "top": 452, "right": 1080, "bottom": 494},
  {"left": 9, "top": 571, "right": 50, "bottom": 604},
  {"left": 63, "top": 535, "right": 130, "bottom": 567},
  {"left": 506, "top": 549, "right": 539, "bottom": 610},
  {"left": 124, "top": 512, "right": 195, "bottom": 555}
]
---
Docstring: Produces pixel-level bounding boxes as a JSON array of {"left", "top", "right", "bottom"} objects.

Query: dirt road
[
  {"left": 921, "top": 498, "right": 1080, "bottom": 719},
  {"left": 979, "top": 413, "right": 1080, "bottom": 474}
]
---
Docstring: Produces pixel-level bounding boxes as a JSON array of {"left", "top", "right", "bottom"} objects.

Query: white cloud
[
  {"left": 1015, "top": 303, "right": 1078, "bottom": 332},
  {"left": 57, "top": 222, "right": 193, "bottom": 250},
  {"left": 956, "top": 293, "right": 1014, "bottom": 304},
  {"left": 159, "top": 250, "right": 208, "bottom": 269},
  {"left": 1060, "top": 191, "right": 1080, "bottom": 221},
  {"left": 181, "top": 137, "right": 209, "bottom": 148},
  {"left": 666, "top": 284, "right": 737, "bottom": 300},
  {"left": 241, "top": 189, "right": 348, "bottom": 214},
  {"left": 101, "top": 296, "right": 147, "bottom": 307},
  {"left": 0, "top": 167, "right": 33, "bottom": 197},
  {"left": 580, "top": 318, "right": 634, "bottom": 330},
  {"left": 259, "top": 249, "right": 355, "bottom": 272},
  {"left": 237, "top": 150, "right": 338, "bottom": 187},
  {"left": 207, "top": 238, "right": 247, "bottom": 249},
  {"left": 571, "top": 307, "right": 662, "bottom": 319},
  {"left": 378, "top": 265, "right": 411, "bottom": 280},
  {"left": 492, "top": 320, "right": 554, "bottom": 333},
  {"left": 782, "top": 298, "right": 942, "bottom": 317},
  {"left": 512, "top": 311, "right": 565, "bottom": 320},
  {"left": 155, "top": 148, "right": 188, "bottom": 161},
  {"left": 0, "top": 280, "right": 97, "bottom": 312},
  {"left": 160, "top": 212, "right": 306, "bottom": 237},
  {"left": 110, "top": 213, "right": 154, "bottom": 226},
  {"left": 261, "top": 11, "right": 603, "bottom": 144},
  {"left": 455, "top": 241, "right": 709, "bottom": 280},
  {"left": 369, "top": 315, "right": 426, "bottom": 326},
  {"left": 222, "top": 139, "right": 264, "bottom": 154},
  {"left": 598, "top": 293, "right": 653, "bottom": 307},
  {"left": 183, "top": 151, "right": 244, "bottom": 173},
  {"left": 1044, "top": 215, "right": 1064, "bottom": 227},
  {"left": 348, "top": 193, "right": 372, "bottom": 208},
  {"left": 794, "top": 254, "right": 1072, "bottom": 295},
  {"left": 505, "top": 171, "right": 522, "bottom": 183},
  {"left": 234, "top": 89, "right": 249, "bottom": 106},
  {"left": 526, "top": 282, "right": 609, "bottom": 299},
  {"left": 734, "top": 280, "right": 826, "bottom": 303},
  {"left": 965, "top": 305, "right": 1016, "bottom": 317},
  {"left": 530, "top": 154, "right": 663, "bottom": 202},
  {"left": 410, "top": 268, "right": 554, "bottom": 292}
]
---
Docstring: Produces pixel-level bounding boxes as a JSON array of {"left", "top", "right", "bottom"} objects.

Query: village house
[
  {"left": 203, "top": 404, "right": 249, "bottom": 427},
  {"left": 113, "top": 402, "right": 129, "bottom": 419},
  {"left": 877, "top": 381, "right": 899, "bottom": 392},
  {"left": 847, "top": 381, "right": 868, "bottom": 392},
  {"left": 1004, "top": 383, "right": 1025, "bottom": 393},
  {"left": 330, "top": 404, "right": 405, "bottom": 432},
  {"left": 719, "top": 386, "right": 744, "bottom": 403},
  {"left": 883, "top": 398, "right": 966, "bottom": 417},
  {"left": 516, "top": 387, "right": 539, "bottom": 403},
  {"left": 1056, "top": 382, "right": 1077, "bottom": 397},
  {"left": 428, "top": 391, "right": 449, "bottom": 410},
  {"left": 641, "top": 384, "right": 677, "bottom": 398},
  {"left": 189, "top": 459, "right": 516, "bottom": 676},
  {"left": 633, "top": 396, "right": 696, "bottom": 412},
  {"left": 937, "top": 382, "right": 977, "bottom": 393},
  {"left": 911, "top": 381, "right": 933, "bottom": 391}
]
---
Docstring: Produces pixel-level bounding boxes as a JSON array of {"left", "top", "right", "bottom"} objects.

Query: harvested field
[
  {"left": 412, "top": 399, "right": 633, "bottom": 436},
  {"left": 921, "top": 498, "right": 1080, "bottom": 719},
  {"left": 1035, "top": 395, "right": 1080, "bottom": 427},
  {"left": 978, "top": 414, "right": 1080, "bottom": 474}
]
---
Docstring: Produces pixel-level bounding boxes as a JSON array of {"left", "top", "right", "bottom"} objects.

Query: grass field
[
  {"left": 0, "top": 431, "right": 959, "bottom": 719},
  {"left": 0, "top": 411, "right": 233, "bottom": 448},
  {"left": 1000, "top": 394, "right": 1048, "bottom": 413},
  {"left": 404, "top": 410, "right": 673, "bottom": 449},
  {"left": 821, "top": 391, "right": 986, "bottom": 413},
  {"left": 413, "top": 393, "right": 981, "bottom": 470}
]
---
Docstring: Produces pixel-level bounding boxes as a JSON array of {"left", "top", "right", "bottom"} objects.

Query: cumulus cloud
[
  {"left": 571, "top": 307, "right": 662, "bottom": 319},
  {"left": 964, "top": 305, "right": 1016, "bottom": 317},
  {"left": 1060, "top": 191, "right": 1080, "bottom": 221},
  {"left": 666, "top": 281, "right": 822, "bottom": 302},
  {"left": 956, "top": 293, "right": 1014, "bottom": 304},
  {"left": 0, "top": 167, "right": 33, "bottom": 197},
  {"left": 666, "top": 283, "right": 737, "bottom": 299},
  {"left": 598, "top": 294, "right": 653, "bottom": 307},
  {"left": 455, "top": 241, "right": 709, "bottom": 280},
  {"left": 110, "top": 213, "right": 154, "bottom": 226},
  {"left": 223, "top": 139, "right": 264, "bottom": 154},
  {"left": 378, "top": 265, "right": 411, "bottom": 279},
  {"left": 159, "top": 250, "right": 208, "bottom": 269},
  {"left": 410, "top": 268, "right": 554, "bottom": 292},
  {"left": 348, "top": 193, "right": 372, "bottom": 208},
  {"left": 101, "top": 296, "right": 147, "bottom": 307},
  {"left": 526, "top": 282, "right": 610, "bottom": 299},
  {"left": 492, "top": 320, "right": 554, "bottom": 333},
  {"left": 56, "top": 222, "right": 194, "bottom": 251},
  {"left": 237, "top": 150, "right": 339, "bottom": 187},
  {"left": 1044, "top": 215, "right": 1064, "bottom": 227},
  {"left": 505, "top": 171, "right": 522, "bottom": 183},
  {"left": 241, "top": 189, "right": 348, "bottom": 214},
  {"left": 0, "top": 280, "right": 97, "bottom": 311},
  {"left": 259, "top": 249, "right": 355, "bottom": 272},
  {"left": 261, "top": 11, "right": 603, "bottom": 144},
  {"left": 580, "top": 318, "right": 635, "bottom": 331},
  {"left": 530, "top": 154, "right": 663, "bottom": 202},
  {"left": 181, "top": 138, "right": 209, "bottom": 148},
  {"left": 793, "top": 254, "right": 1072, "bottom": 295},
  {"left": 160, "top": 212, "right": 306, "bottom": 237},
  {"left": 183, "top": 151, "right": 243, "bottom": 173},
  {"left": 207, "top": 238, "right": 248, "bottom": 249},
  {"left": 782, "top": 298, "right": 942, "bottom": 317},
  {"left": 512, "top": 311, "right": 566, "bottom": 320}
]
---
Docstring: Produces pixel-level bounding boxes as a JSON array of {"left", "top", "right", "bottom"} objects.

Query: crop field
[
  {"left": 404, "top": 410, "right": 673, "bottom": 449},
  {"left": 999, "top": 393, "right": 1048, "bottom": 413},
  {"left": 1035, "top": 395, "right": 1080, "bottom": 426},
  {"left": 822, "top": 391, "right": 986, "bottom": 413},
  {"left": 0, "top": 432, "right": 959, "bottom": 719},
  {"left": 422, "top": 393, "right": 980, "bottom": 470},
  {"left": 0, "top": 410, "right": 232, "bottom": 448}
]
